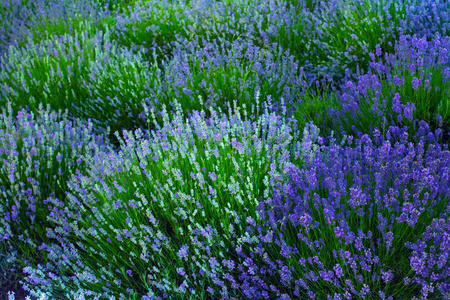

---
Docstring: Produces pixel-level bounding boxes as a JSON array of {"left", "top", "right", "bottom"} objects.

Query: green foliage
[{"left": 293, "top": 84, "right": 338, "bottom": 135}]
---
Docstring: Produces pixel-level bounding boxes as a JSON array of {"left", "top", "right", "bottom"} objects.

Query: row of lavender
[
  {"left": 2, "top": 0, "right": 450, "bottom": 138},
  {"left": 1, "top": 0, "right": 450, "bottom": 299}
]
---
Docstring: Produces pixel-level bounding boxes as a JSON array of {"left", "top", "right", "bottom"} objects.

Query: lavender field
[{"left": 1, "top": 0, "right": 450, "bottom": 299}]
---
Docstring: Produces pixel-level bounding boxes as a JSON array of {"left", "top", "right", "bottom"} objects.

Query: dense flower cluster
[
  {"left": 158, "top": 38, "right": 307, "bottom": 119},
  {"left": 233, "top": 123, "right": 450, "bottom": 299},
  {"left": 0, "top": 27, "right": 157, "bottom": 136},
  {"left": 0, "top": 103, "right": 109, "bottom": 297},
  {"left": 327, "top": 33, "right": 450, "bottom": 140},
  {"left": 404, "top": 0, "right": 450, "bottom": 39}
]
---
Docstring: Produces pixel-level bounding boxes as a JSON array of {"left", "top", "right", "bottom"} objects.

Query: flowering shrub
[
  {"left": 0, "top": 102, "right": 109, "bottom": 298},
  {"left": 109, "top": 0, "right": 193, "bottom": 63},
  {"left": 252, "top": 0, "right": 409, "bottom": 86},
  {"left": 22, "top": 1, "right": 116, "bottom": 48},
  {"left": 0, "top": 0, "right": 39, "bottom": 59},
  {"left": 0, "top": 16, "right": 309, "bottom": 139},
  {"left": 7, "top": 290, "right": 48, "bottom": 300},
  {"left": 181, "top": 0, "right": 293, "bottom": 55},
  {"left": 406, "top": 217, "right": 450, "bottom": 299},
  {"left": 292, "top": 81, "right": 338, "bottom": 137},
  {"left": 108, "top": 0, "right": 315, "bottom": 121},
  {"left": 404, "top": 0, "right": 450, "bottom": 39},
  {"left": 0, "top": 27, "right": 159, "bottom": 136},
  {"left": 0, "top": 0, "right": 113, "bottom": 59},
  {"left": 309, "top": 0, "right": 408, "bottom": 79},
  {"left": 21, "top": 97, "right": 299, "bottom": 299},
  {"left": 226, "top": 123, "right": 450, "bottom": 299},
  {"left": 157, "top": 38, "right": 306, "bottom": 122},
  {"left": 327, "top": 34, "right": 450, "bottom": 141},
  {"left": 110, "top": 0, "right": 299, "bottom": 67}
]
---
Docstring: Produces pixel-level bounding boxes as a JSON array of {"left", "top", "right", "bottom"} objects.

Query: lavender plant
[
  {"left": 292, "top": 79, "right": 338, "bottom": 135},
  {"left": 218, "top": 0, "right": 408, "bottom": 88},
  {"left": 0, "top": 102, "right": 110, "bottom": 299},
  {"left": 109, "top": 0, "right": 194, "bottom": 65},
  {"left": 0, "top": 0, "right": 42, "bottom": 60},
  {"left": 1, "top": 14, "right": 311, "bottom": 144},
  {"left": 0, "top": 27, "right": 160, "bottom": 137},
  {"left": 157, "top": 38, "right": 306, "bottom": 123},
  {"left": 96, "top": 0, "right": 135, "bottom": 13},
  {"left": 3, "top": 0, "right": 450, "bottom": 298},
  {"left": 222, "top": 123, "right": 450, "bottom": 299},
  {"left": 306, "top": 0, "right": 408, "bottom": 82},
  {"left": 18, "top": 2, "right": 116, "bottom": 49},
  {"left": 7, "top": 290, "right": 49, "bottom": 300},
  {"left": 20, "top": 97, "right": 299, "bottom": 299},
  {"left": 110, "top": 0, "right": 309, "bottom": 78},
  {"left": 276, "top": 0, "right": 327, "bottom": 13},
  {"left": 178, "top": 0, "right": 283, "bottom": 56},
  {"left": 406, "top": 218, "right": 450, "bottom": 298},
  {"left": 0, "top": 0, "right": 114, "bottom": 59},
  {"left": 328, "top": 34, "right": 450, "bottom": 141}
]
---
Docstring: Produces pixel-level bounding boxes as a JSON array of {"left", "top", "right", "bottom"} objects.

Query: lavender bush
[
  {"left": 404, "top": 0, "right": 450, "bottom": 40},
  {"left": 0, "top": 0, "right": 114, "bottom": 60},
  {"left": 327, "top": 34, "right": 450, "bottom": 141},
  {"left": 245, "top": 0, "right": 410, "bottom": 87},
  {"left": 0, "top": 27, "right": 160, "bottom": 137},
  {"left": 156, "top": 39, "right": 307, "bottom": 122},
  {"left": 292, "top": 80, "right": 338, "bottom": 136},
  {"left": 229, "top": 123, "right": 450, "bottom": 299},
  {"left": 0, "top": 102, "right": 110, "bottom": 298},
  {"left": 0, "top": 10, "right": 311, "bottom": 139},
  {"left": 109, "top": 0, "right": 193, "bottom": 65},
  {"left": 306, "top": 0, "right": 408, "bottom": 81},
  {"left": 19, "top": 97, "right": 299, "bottom": 299}
]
